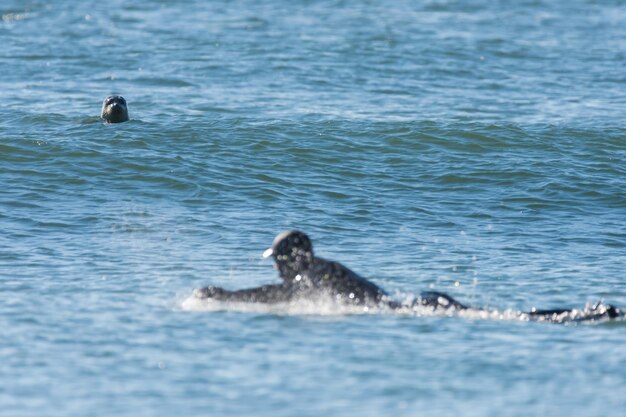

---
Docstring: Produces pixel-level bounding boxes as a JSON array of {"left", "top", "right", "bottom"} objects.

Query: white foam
[
  {"left": 180, "top": 294, "right": 380, "bottom": 316},
  {"left": 179, "top": 293, "right": 623, "bottom": 324},
  {"left": 180, "top": 293, "right": 508, "bottom": 320}
]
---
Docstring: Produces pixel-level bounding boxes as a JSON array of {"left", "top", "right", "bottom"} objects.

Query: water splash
[{"left": 179, "top": 293, "right": 624, "bottom": 325}]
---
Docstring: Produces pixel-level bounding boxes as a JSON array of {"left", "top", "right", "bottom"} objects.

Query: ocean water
[{"left": 1, "top": 0, "right": 625, "bottom": 416}]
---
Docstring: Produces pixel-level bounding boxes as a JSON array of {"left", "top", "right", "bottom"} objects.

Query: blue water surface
[{"left": 1, "top": 1, "right": 625, "bottom": 416}]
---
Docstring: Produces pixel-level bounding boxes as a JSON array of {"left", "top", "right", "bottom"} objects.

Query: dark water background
[{"left": 1, "top": 1, "right": 625, "bottom": 416}]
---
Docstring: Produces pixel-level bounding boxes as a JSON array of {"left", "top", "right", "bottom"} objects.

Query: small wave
[{"left": 2, "top": 12, "right": 30, "bottom": 23}]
